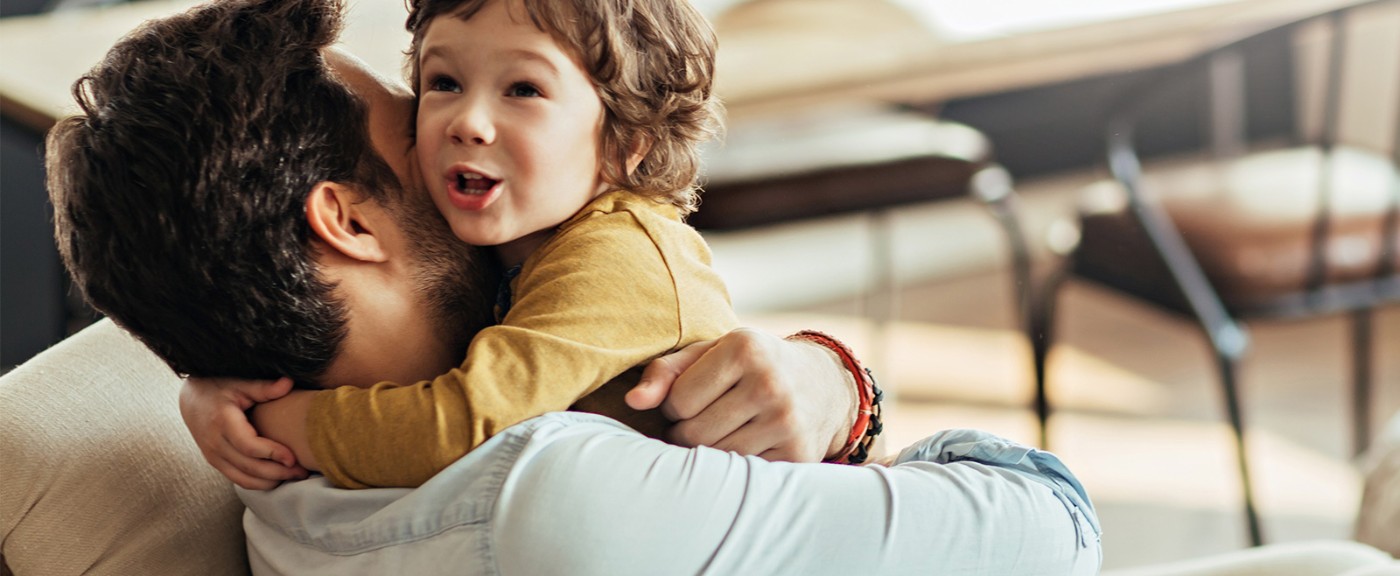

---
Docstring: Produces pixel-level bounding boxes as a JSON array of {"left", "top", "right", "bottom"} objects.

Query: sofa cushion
[{"left": 0, "top": 319, "right": 247, "bottom": 575}]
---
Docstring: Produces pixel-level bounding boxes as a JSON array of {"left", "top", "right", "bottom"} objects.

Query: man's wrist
[
  {"left": 785, "top": 337, "right": 858, "bottom": 460},
  {"left": 786, "top": 331, "right": 883, "bottom": 464}
]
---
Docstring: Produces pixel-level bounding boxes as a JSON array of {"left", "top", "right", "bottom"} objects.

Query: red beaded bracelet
[{"left": 787, "top": 330, "right": 884, "bottom": 464}]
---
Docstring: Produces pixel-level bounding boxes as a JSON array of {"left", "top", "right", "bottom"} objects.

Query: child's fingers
[
  {"left": 215, "top": 461, "right": 283, "bottom": 491},
  {"left": 235, "top": 456, "right": 306, "bottom": 483},
  {"left": 221, "top": 437, "right": 306, "bottom": 483},
  {"left": 227, "top": 425, "right": 298, "bottom": 468},
  {"left": 240, "top": 376, "right": 295, "bottom": 403},
  {"left": 209, "top": 448, "right": 288, "bottom": 490}
]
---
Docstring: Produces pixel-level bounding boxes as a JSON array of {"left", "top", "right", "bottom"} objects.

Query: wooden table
[
  {"left": 711, "top": 0, "right": 1362, "bottom": 119},
  {"left": 0, "top": 0, "right": 1363, "bottom": 131}
]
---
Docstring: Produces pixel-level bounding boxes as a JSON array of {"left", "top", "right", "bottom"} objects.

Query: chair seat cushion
[
  {"left": 690, "top": 104, "right": 989, "bottom": 229},
  {"left": 1076, "top": 146, "right": 1399, "bottom": 313}
]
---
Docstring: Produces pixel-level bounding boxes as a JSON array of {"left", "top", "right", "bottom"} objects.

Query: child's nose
[{"left": 447, "top": 103, "right": 494, "bottom": 146}]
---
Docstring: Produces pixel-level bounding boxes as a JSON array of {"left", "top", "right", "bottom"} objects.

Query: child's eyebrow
[
  {"left": 500, "top": 48, "right": 560, "bottom": 77},
  {"left": 417, "top": 44, "right": 560, "bottom": 79},
  {"left": 419, "top": 44, "right": 452, "bottom": 64}
]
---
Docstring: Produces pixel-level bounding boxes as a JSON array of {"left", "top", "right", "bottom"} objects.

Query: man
[{"left": 45, "top": 0, "right": 1102, "bottom": 573}]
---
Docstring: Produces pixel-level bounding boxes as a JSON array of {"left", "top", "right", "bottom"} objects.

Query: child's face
[{"left": 416, "top": 0, "right": 606, "bottom": 265}]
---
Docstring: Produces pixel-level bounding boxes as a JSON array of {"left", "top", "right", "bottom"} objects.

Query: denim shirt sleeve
[
  {"left": 495, "top": 420, "right": 1104, "bottom": 575},
  {"left": 896, "top": 428, "right": 1103, "bottom": 550},
  {"left": 242, "top": 414, "right": 1103, "bottom": 576}
]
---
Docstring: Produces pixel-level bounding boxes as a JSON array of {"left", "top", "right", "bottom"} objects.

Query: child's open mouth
[
  {"left": 444, "top": 168, "right": 502, "bottom": 212},
  {"left": 453, "top": 171, "right": 499, "bottom": 195}
]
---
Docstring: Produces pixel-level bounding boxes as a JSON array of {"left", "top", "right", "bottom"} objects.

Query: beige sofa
[
  {"left": 1, "top": 320, "right": 243, "bottom": 575},
  {"left": 2, "top": 319, "right": 1398, "bottom": 575}
]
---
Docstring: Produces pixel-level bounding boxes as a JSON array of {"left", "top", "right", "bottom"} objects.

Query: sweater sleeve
[{"left": 306, "top": 207, "right": 712, "bottom": 489}]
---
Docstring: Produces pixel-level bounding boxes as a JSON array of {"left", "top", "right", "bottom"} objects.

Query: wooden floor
[{"left": 704, "top": 170, "right": 1400, "bottom": 570}]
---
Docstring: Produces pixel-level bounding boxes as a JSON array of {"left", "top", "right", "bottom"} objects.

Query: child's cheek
[{"left": 414, "top": 120, "right": 437, "bottom": 190}]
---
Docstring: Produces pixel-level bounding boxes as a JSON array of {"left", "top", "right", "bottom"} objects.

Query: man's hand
[
  {"left": 625, "top": 328, "right": 858, "bottom": 462},
  {"left": 179, "top": 376, "right": 308, "bottom": 489}
]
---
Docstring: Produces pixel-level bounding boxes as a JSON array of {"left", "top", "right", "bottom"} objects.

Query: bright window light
[
  {"left": 686, "top": 0, "right": 1240, "bottom": 42},
  {"left": 890, "top": 0, "right": 1245, "bottom": 40}
]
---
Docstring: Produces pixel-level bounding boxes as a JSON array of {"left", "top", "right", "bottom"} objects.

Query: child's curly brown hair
[{"left": 406, "top": 0, "right": 721, "bottom": 214}]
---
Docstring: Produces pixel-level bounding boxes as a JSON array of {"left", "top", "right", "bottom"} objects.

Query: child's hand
[
  {"left": 626, "top": 328, "right": 855, "bottom": 463},
  {"left": 179, "top": 376, "right": 309, "bottom": 490}
]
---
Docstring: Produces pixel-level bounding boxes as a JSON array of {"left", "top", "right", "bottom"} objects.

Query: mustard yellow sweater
[{"left": 307, "top": 191, "right": 738, "bottom": 488}]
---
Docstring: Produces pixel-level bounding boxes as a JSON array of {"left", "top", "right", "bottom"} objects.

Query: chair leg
[
  {"left": 967, "top": 165, "right": 1054, "bottom": 448},
  {"left": 1215, "top": 352, "right": 1263, "bottom": 547},
  {"left": 1351, "top": 308, "right": 1374, "bottom": 456},
  {"left": 1031, "top": 269, "right": 1065, "bottom": 449},
  {"left": 862, "top": 209, "right": 897, "bottom": 384}
]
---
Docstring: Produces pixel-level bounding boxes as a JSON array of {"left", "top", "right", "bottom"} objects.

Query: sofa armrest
[{"left": 0, "top": 319, "right": 247, "bottom": 575}]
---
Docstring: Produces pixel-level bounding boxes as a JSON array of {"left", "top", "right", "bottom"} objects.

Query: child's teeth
[{"left": 455, "top": 173, "right": 494, "bottom": 195}]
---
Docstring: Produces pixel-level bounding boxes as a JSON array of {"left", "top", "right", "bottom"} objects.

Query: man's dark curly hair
[{"left": 47, "top": 0, "right": 396, "bottom": 384}]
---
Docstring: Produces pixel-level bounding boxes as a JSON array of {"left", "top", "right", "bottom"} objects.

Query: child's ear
[
  {"left": 625, "top": 135, "right": 652, "bottom": 176},
  {"left": 304, "top": 182, "right": 389, "bottom": 263}
]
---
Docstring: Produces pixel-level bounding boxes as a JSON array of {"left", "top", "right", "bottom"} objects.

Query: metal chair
[
  {"left": 693, "top": 104, "right": 1026, "bottom": 343},
  {"left": 1020, "top": 0, "right": 1400, "bottom": 548}
]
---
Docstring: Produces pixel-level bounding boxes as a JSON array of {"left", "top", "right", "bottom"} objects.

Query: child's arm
[
  {"left": 178, "top": 376, "right": 309, "bottom": 489},
  {"left": 247, "top": 390, "right": 321, "bottom": 471},
  {"left": 212, "top": 327, "right": 862, "bottom": 489},
  {"left": 306, "top": 208, "right": 724, "bottom": 489}
]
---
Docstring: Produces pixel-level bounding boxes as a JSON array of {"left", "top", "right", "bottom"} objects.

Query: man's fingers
[
  {"left": 669, "top": 387, "right": 758, "bottom": 448},
  {"left": 658, "top": 344, "right": 754, "bottom": 421},
  {"left": 627, "top": 356, "right": 679, "bottom": 411},
  {"left": 710, "top": 418, "right": 786, "bottom": 459},
  {"left": 757, "top": 447, "right": 788, "bottom": 463},
  {"left": 628, "top": 339, "right": 717, "bottom": 411}
]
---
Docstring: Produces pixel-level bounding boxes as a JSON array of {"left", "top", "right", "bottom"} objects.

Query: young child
[{"left": 269, "top": 0, "right": 739, "bottom": 489}]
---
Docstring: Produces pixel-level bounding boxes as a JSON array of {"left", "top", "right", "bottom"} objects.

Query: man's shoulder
[
  {"left": 239, "top": 414, "right": 640, "bottom": 538},
  {"left": 505, "top": 411, "right": 642, "bottom": 444},
  {"left": 239, "top": 413, "right": 649, "bottom": 573}
]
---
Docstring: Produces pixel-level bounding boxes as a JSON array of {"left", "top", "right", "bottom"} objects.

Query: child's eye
[
  {"left": 507, "top": 82, "right": 541, "bottom": 98},
  {"left": 427, "top": 75, "right": 461, "bottom": 93}
]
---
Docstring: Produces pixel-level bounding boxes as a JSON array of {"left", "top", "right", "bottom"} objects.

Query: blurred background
[{"left": 2, "top": 0, "right": 1396, "bottom": 569}]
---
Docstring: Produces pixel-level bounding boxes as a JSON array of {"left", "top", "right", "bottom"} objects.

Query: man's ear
[{"left": 305, "top": 182, "right": 388, "bottom": 263}]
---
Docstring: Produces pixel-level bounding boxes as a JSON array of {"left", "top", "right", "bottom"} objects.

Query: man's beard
[{"left": 389, "top": 185, "right": 500, "bottom": 363}]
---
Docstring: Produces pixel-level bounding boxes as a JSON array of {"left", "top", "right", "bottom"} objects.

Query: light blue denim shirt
[{"left": 241, "top": 412, "right": 1101, "bottom": 575}]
